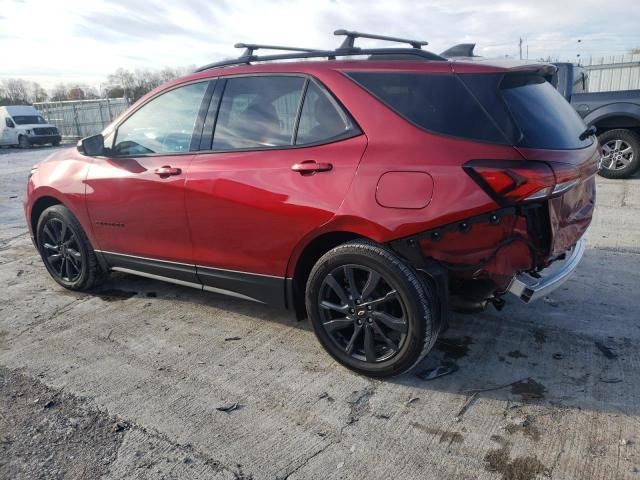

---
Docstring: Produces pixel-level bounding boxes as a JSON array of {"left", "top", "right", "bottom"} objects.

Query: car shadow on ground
[{"left": 79, "top": 247, "right": 640, "bottom": 418}]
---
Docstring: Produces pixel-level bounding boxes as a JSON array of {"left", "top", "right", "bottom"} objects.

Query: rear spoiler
[{"left": 442, "top": 43, "right": 557, "bottom": 78}]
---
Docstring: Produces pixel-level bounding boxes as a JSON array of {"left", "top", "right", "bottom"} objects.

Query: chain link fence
[{"left": 33, "top": 98, "right": 129, "bottom": 141}]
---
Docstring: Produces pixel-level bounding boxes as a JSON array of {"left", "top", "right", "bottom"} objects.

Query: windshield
[{"left": 12, "top": 115, "right": 47, "bottom": 125}]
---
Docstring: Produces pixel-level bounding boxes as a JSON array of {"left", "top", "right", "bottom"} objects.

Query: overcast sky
[{"left": 0, "top": 0, "right": 638, "bottom": 88}]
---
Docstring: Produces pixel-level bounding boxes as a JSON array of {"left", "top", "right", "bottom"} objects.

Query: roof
[
  {"left": 1, "top": 105, "right": 41, "bottom": 115},
  {"left": 174, "top": 57, "right": 556, "bottom": 88}
]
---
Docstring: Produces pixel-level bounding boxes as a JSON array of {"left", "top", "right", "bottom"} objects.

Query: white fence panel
[{"left": 580, "top": 54, "right": 640, "bottom": 92}]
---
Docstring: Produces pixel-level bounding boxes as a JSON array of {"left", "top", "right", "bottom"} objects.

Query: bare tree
[
  {"left": 0, "top": 78, "right": 30, "bottom": 104},
  {"left": 84, "top": 87, "right": 100, "bottom": 100},
  {"left": 0, "top": 65, "right": 193, "bottom": 106},
  {"left": 106, "top": 66, "right": 192, "bottom": 102},
  {"left": 50, "top": 84, "right": 69, "bottom": 102},
  {"left": 0, "top": 78, "right": 49, "bottom": 105},
  {"left": 32, "top": 83, "right": 48, "bottom": 102}
]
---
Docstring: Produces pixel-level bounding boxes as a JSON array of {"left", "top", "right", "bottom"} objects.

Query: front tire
[
  {"left": 36, "top": 205, "right": 105, "bottom": 291},
  {"left": 597, "top": 129, "right": 640, "bottom": 179},
  {"left": 18, "top": 135, "right": 30, "bottom": 149},
  {"left": 306, "top": 240, "right": 440, "bottom": 378}
]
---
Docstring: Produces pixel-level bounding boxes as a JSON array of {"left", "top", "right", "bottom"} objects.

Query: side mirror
[
  {"left": 5, "top": 118, "right": 15, "bottom": 128},
  {"left": 77, "top": 134, "right": 105, "bottom": 156}
]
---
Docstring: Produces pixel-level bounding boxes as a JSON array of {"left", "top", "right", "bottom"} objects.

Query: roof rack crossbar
[
  {"left": 234, "top": 43, "right": 322, "bottom": 58},
  {"left": 334, "top": 29, "right": 428, "bottom": 49},
  {"left": 195, "top": 47, "right": 446, "bottom": 72}
]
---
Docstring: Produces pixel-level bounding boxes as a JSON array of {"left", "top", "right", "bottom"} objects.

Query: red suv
[{"left": 25, "top": 31, "right": 597, "bottom": 377}]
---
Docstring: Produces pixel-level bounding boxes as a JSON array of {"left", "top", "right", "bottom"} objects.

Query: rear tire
[
  {"left": 36, "top": 205, "right": 105, "bottom": 291},
  {"left": 597, "top": 129, "right": 640, "bottom": 179},
  {"left": 306, "top": 240, "right": 440, "bottom": 378}
]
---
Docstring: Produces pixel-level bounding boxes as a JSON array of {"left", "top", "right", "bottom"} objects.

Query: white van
[{"left": 0, "top": 105, "right": 61, "bottom": 148}]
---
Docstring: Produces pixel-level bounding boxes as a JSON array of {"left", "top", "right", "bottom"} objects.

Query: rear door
[
  {"left": 185, "top": 75, "right": 366, "bottom": 305},
  {"left": 85, "top": 80, "right": 213, "bottom": 280}
]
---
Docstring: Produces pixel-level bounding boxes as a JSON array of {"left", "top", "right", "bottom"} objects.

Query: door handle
[
  {"left": 291, "top": 160, "right": 333, "bottom": 175},
  {"left": 154, "top": 165, "right": 182, "bottom": 177}
]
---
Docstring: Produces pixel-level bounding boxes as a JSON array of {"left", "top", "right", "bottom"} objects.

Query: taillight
[{"left": 464, "top": 160, "right": 579, "bottom": 205}]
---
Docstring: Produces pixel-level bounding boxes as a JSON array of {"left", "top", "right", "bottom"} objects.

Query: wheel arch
[
  {"left": 30, "top": 195, "right": 64, "bottom": 237},
  {"left": 287, "top": 230, "right": 368, "bottom": 320},
  {"left": 585, "top": 104, "right": 640, "bottom": 132}
]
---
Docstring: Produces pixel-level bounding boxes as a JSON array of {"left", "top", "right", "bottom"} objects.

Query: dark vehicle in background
[
  {"left": 552, "top": 63, "right": 640, "bottom": 179},
  {"left": 442, "top": 45, "right": 640, "bottom": 179}
]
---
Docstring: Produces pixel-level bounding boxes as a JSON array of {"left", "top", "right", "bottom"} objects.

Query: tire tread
[{"left": 306, "top": 239, "right": 440, "bottom": 377}]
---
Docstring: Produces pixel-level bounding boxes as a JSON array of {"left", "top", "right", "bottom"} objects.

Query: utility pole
[{"left": 519, "top": 37, "right": 523, "bottom": 60}]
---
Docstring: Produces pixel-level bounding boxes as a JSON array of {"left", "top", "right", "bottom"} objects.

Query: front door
[
  {"left": 85, "top": 80, "right": 211, "bottom": 281},
  {"left": 185, "top": 76, "right": 367, "bottom": 305},
  {"left": 1, "top": 117, "right": 18, "bottom": 145}
]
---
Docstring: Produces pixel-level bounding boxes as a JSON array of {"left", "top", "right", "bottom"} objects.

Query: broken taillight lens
[{"left": 464, "top": 160, "right": 578, "bottom": 205}]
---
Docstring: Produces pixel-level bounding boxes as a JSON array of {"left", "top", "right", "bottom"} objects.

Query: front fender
[{"left": 26, "top": 147, "right": 95, "bottom": 246}]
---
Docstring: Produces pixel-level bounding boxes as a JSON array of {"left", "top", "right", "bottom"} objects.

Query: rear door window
[
  {"left": 345, "top": 72, "right": 508, "bottom": 144},
  {"left": 212, "top": 76, "right": 305, "bottom": 150}
]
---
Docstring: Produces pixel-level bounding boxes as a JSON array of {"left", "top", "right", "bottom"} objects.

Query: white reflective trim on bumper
[{"left": 508, "top": 237, "right": 586, "bottom": 303}]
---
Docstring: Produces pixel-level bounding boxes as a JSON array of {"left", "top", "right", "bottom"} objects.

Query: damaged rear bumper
[{"left": 507, "top": 237, "right": 586, "bottom": 303}]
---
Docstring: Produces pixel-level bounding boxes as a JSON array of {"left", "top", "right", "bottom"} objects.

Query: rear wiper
[{"left": 579, "top": 125, "right": 596, "bottom": 140}]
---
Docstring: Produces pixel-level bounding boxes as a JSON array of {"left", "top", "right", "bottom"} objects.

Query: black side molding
[
  {"left": 196, "top": 266, "right": 286, "bottom": 308},
  {"left": 97, "top": 250, "right": 287, "bottom": 308}
]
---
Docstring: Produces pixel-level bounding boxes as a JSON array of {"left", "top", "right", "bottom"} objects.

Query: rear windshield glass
[
  {"left": 498, "top": 74, "right": 592, "bottom": 149},
  {"left": 345, "top": 72, "right": 508, "bottom": 144}
]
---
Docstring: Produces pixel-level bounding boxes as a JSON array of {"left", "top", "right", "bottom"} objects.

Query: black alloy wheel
[
  {"left": 40, "top": 217, "right": 83, "bottom": 283},
  {"left": 318, "top": 264, "right": 408, "bottom": 363},
  {"left": 306, "top": 240, "right": 439, "bottom": 378},
  {"left": 36, "top": 205, "right": 105, "bottom": 290}
]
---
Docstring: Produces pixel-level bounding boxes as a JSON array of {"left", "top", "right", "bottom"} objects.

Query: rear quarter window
[{"left": 344, "top": 72, "right": 508, "bottom": 144}]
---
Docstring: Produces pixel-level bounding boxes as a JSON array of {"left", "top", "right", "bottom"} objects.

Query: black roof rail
[
  {"left": 334, "top": 29, "right": 428, "bottom": 49},
  {"left": 195, "top": 30, "right": 445, "bottom": 72}
]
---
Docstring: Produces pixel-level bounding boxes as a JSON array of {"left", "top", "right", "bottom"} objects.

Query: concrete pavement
[{"left": 1, "top": 145, "right": 639, "bottom": 479}]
